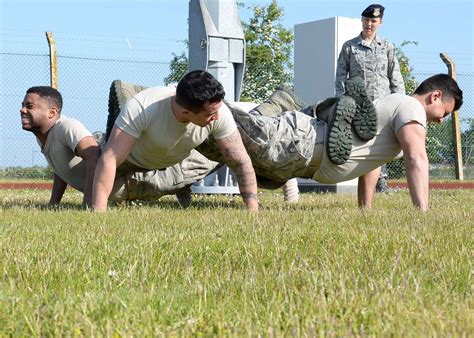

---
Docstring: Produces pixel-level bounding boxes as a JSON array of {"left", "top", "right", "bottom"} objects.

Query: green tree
[
  {"left": 461, "top": 119, "right": 473, "bottom": 168},
  {"left": 163, "top": 52, "right": 188, "bottom": 86},
  {"left": 240, "top": 0, "right": 293, "bottom": 102},
  {"left": 396, "top": 41, "right": 418, "bottom": 95},
  {"left": 164, "top": 1, "right": 293, "bottom": 102},
  {"left": 426, "top": 117, "right": 455, "bottom": 163}
]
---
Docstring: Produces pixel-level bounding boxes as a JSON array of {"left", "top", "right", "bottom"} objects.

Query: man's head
[
  {"left": 413, "top": 74, "right": 463, "bottom": 123},
  {"left": 361, "top": 4, "right": 384, "bottom": 37},
  {"left": 21, "top": 86, "right": 62, "bottom": 132},
  {"left": 175, "top": 70, "right": 225, "bottom": 110},
  {"left": 175, "top": 70, "right": 226, "bottom": 127}
]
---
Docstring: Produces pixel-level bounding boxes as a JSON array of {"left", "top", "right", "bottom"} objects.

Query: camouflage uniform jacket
[{"left": 335, "top": 33, "right": 405, "bottom": 100}]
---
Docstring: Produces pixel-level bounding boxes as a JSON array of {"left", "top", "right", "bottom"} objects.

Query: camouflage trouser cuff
[{"left": 301, "top": 143, "right": 324, "bottom": 177}]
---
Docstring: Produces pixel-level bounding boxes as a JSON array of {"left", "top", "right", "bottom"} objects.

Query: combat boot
[
  {"left": 326, "top": 95, "right": 357, "bottom": 165},
  {"left": 107, "top": 80, "right": 148, "bottom": 140},
  {"left": 314, "top": 97, "right": 338, "bottom": 122},
  {"left": 344, "top": 76, "right": 377, "bottom": 141}
]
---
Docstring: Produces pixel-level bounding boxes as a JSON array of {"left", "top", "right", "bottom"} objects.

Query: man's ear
[
  {"left": 48, "top": 106, "right": 59, "bottom": 118},
  {"left": 431, "top": 90, "right": 442, "bottom": 103}
]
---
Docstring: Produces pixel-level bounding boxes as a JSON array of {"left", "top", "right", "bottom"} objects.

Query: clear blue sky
[
  {"left": 1, "top": 0, "right": 472, "bottom": 72},
  {"left": 0, "top": 0, "right": 472, "bottom": 167}
]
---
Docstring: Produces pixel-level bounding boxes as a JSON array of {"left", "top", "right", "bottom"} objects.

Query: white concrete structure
[
  {"left": 295, "top": 16, "right": 361, "bottom": 102},
  {"left": 188, "top": 0, "right": 245, "bottom": 193},
  {"left": 188, "top": 0, "right": 245, "bottom": 102},
  {"left": 294, "top": 17, "right": 361, "bottom": 193}
]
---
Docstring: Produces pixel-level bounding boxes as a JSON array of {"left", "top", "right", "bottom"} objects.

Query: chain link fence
[
  {"left": 1, "top": 46, "right": 472, "bottom": 181},
  {"left": 387, "top": 71, "right": 473, "bottom": 180}
]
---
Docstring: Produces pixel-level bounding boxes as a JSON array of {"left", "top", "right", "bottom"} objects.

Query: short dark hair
[
  {"left": 26, "top": 86, "right": 63, "bottom": 113},
  {"left": 175, "top": 70, "right": 225, "bottom": 113},
  {"left": 413, "top": 74, "right": 463, "bottom": 112}
]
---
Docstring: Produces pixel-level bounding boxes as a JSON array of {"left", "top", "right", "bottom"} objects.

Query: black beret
[{"left": 361, "top": 4, "right": 385, "bottom": 18}]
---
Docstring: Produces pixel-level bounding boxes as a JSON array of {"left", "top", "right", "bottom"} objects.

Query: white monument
[{"left": 294, "top": 17, "right": 361, "bottom": 193}]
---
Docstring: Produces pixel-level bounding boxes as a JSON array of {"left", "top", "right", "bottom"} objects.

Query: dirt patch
[{"left": 0, "top": 182, "right": 52, "bottom": 190}]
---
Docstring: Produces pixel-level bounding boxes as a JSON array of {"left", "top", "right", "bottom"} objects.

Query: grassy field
[{"left": 1, "top": 188, "right": 472, "bottom": 336}]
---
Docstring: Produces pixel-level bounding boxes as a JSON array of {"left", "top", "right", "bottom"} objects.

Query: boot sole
[
  {"left": 345, "top": 77, "right": 377, "bottom": 141},
  {"left": 327, "top": 95, "right": 356, "bottom": 165}
]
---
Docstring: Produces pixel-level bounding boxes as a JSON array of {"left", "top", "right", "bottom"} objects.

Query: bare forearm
[
  {"left": 82, "top": 159, "right": 97, "bottom": 208},
  {"left": 217, "top": 131, "right": 259, "bottom": 211},
  {"left": 92, "top": 158, "right": 117, "bottom": 211},
  {"left": 233, "top": 158, "right": 259, "bottom": 211},
  {"left": 397, "top": 123, "right": 429, "bottom": 211},
  {"left": 49, "top": 174, "right": 67, "bottom": 205},
  {"left": 91, "top": 127, "right": 136, "bottom": 211},
  {"left": 357, "top": 167, "right": 381, "bottom": 209},
  {"left": 404, "top": 156, "right": 429, "bottom": 211}
]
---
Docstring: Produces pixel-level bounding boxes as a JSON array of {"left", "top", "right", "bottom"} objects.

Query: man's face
[
  {"left": 427, "top": 94, "right": 456, "bottom": 124},
  {"left": 187, "top": 101, "right": 222, "bottom": 127},
  {"left": 20, "top": 93, "right": 53, "bottom": 132},
  {"left": 361, "top": 17, "right": 382, "bottom": 36}
]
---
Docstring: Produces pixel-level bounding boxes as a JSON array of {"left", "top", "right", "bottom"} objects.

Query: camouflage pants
[
  {"left": 110, "top": 149, "right": 220, "bottom": 201},
  {"left": 197, "top": 104, "right": 325, "bottom": 183},
  {"left": 106, "top": 80, "right": 323, "bottom": 186}
]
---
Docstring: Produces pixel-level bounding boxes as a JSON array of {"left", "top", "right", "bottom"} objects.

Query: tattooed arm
[{"left": 216, "top": 130, "right": 258, "bottom": 212}]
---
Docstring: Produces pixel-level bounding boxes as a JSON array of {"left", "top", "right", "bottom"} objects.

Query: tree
[
  {"left": 396, "top": 41, "right": 418, "bottom": 95},
  {"left": 426, "top": 117, "right": 455, "bottom": 163},
  {"left": 240, "top": 0, "right": 293, "bottom": 102},
  {"left": 163, "top": 52, "right": 188, "bottom": 86},
  {"left": 163, "top": 1, "right": 293, "bottom": 103},
  {"left": 461, "top": 119, "right": 473, "bottom": 166}
]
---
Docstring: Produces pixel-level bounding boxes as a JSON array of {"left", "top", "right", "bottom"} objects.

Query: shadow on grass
[
  {"left": 0, "top": 201, "right": 86, "bottom": 211},
  {"left": 0, "top": 192, "right": 383, "bottom": 212},
  {"left": 1, "top": 198, "right": 244, "bottom": 212},
  {"left": 112, "top": 197, "right": 245, "bottom": 211}
]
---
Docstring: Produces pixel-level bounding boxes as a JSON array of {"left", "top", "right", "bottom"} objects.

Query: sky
[
  {"left": 0, "top": 0, "right": 473, "bottom": 167},
  {"left": 1, "top": 0, "right": 472, "bottom": 71}
]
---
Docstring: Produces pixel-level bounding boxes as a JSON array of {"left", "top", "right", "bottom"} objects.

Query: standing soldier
[{"left": 335, "top": 4, "right": 405, "bottom": 192}]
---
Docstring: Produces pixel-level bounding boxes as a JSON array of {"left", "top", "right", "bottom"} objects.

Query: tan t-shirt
[
  {"left": 115, "top": 86, "right": 237, "bottom": 170},
  {"left": 39, "top": 116, "right": 92, "bottom": 192},
  {"left": 314, "top": 94, "right": 426, "bottom": 183},
  {"left": 39, "top": 116, "right": 127, "bottom": 199}
]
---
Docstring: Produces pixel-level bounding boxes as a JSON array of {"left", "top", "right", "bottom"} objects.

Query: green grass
[{"left": 1, "top": 189, "right": 472, "bottom": 336}]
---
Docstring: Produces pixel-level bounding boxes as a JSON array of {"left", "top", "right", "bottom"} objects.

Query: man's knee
[{"left": 253, "top": 86, "right": 307, "bottom": 117}]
